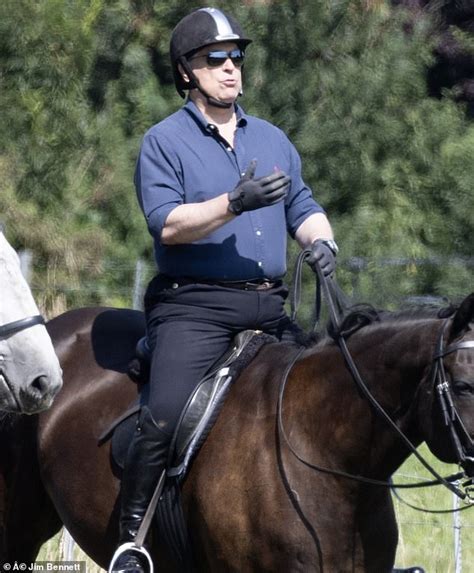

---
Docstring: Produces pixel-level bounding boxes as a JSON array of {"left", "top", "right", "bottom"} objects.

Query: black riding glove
[
  {"left": 228, "top": 160, "right": 290, "bottom": 215},
  {"left": 307, "top": 239, "right": 338, "bottom": 278}
]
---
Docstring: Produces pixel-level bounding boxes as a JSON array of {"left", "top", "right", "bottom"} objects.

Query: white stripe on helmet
[{"left": 198, "top": 7, "right": 240, "bottom": 41}]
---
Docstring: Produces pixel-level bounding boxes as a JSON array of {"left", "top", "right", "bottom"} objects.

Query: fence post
[
  {"left": 133, "top": 259, "right": 145, "bottom": 310},
  {"left": 18, "top": 248, "right": 33, "bottom": 283},
  {"left": 453, "top": 485, "right": 462, "bottom": 573},
  {"left": 61, "top": 528, "right": 76, "bottom": 561}
]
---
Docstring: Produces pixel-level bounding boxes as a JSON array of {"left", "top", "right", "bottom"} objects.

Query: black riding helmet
[{"left": 170, "top": 7, "right": 252, "bottom": 108}]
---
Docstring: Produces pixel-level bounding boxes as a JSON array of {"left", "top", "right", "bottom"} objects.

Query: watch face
[{"left": 324, "top": 240, "right": 339, "bottom": 254}]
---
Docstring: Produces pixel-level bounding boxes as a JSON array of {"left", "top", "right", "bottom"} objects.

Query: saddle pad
[
  {"left": 155, "top": 481, "right": 194, "bottom": 570},
  {"left": 98, "top": 402, "right": 140, "bottom": 472}
]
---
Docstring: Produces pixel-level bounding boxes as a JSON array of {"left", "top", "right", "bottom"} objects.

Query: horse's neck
[
  {"left": 353, "top": 320, "right": 440, "bottom": 474},
  {"left": 297, "top": 319, "right": 440, "bottom": 479},
  {"left": 346, "top": 318, "right": 440, "bottom": 383}
]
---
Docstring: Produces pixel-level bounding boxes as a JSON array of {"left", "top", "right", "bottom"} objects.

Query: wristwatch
[{"left": 320, "top": 239, "right": 339, "bottom": 256}]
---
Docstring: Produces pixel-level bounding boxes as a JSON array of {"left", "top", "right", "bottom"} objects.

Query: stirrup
[{"left": 108, "top": 542, "right": 154, "bottom": 573}]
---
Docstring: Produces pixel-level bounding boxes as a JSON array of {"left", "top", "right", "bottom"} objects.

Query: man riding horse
[{"left": 111, "top": 7, "right": 337, "bottom": 572}]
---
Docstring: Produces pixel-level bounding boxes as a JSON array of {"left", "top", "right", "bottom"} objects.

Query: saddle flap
[{"left": 173, "top": 366, "right": 231, "bottom": 461}]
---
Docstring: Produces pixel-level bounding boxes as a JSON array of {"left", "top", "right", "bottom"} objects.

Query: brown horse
[{"left": 3, "top": 294, "right": 474, "bottom": 572}]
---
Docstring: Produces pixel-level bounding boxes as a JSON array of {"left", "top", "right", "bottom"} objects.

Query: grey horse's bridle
[{"left": 0, "top": 315, "right": 45, "bottom": 338}]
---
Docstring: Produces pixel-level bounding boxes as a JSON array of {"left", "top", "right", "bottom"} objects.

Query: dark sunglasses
[{"left": 190, "top": 49, "right": 245, "bottom": 68}]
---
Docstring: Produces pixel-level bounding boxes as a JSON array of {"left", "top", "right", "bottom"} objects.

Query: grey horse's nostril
[
  {"left": 17, "top": 375, "right": 53, "bottom": 413},
  {"left": 30, "top": 375, "right": 49, "bottom": 397}
]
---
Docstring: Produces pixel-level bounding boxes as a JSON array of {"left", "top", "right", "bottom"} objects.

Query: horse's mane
[
  {"left": 328, "top": 301, "right": 458, "bottom": 340},
  {"left": 293, "top": 299, "right": 459, "bottom": 348}
]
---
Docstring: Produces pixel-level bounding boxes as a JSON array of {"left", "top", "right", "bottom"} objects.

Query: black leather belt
[
  {"left": 164, "top": 276, "right": 280, "bottom": 291},
  {"left": 217, "top": 279, "right": 279, "bottom": 291}
]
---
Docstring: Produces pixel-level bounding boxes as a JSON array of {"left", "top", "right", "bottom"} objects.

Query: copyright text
[{"left": 2, "top": 563, "right": 86, "bottom": 572}]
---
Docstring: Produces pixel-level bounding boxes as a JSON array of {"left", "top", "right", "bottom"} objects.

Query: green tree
[
  {"left": 0, "top": 0, "right": 158, "bottom": 309},
  {"left": 254, "top": 1, "right": 473, "bottom": 304},
  {"left": 1, "top": 0, "right": 471, "bottom": 312}
]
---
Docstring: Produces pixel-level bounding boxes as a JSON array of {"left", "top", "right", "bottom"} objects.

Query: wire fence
[
  {"left": 21, "top": 250, "right": 474, "bottom": 320},
  {"left": 391, "top": 459, "right": 474, "bottom": 573}
]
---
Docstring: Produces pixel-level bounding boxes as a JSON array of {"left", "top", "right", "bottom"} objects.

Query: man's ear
[{"left": 177, "top": 63, "right": 190, "bottom": 84}]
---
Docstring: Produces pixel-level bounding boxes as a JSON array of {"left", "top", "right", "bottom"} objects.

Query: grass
[
  {"left": 38, "top": 445, "right": 473, "bottom": 572},
  {"left": 392, "top": 444, "right": 473, "bottom": 572}
]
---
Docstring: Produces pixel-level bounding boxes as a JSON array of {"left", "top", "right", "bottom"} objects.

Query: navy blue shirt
[{"left": 135, "top": 100, "right": 324, "bottom": 281}]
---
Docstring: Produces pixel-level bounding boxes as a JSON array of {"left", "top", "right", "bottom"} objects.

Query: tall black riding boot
[{"left": 109, "top": 405, "right": 171, "bottom": 573}]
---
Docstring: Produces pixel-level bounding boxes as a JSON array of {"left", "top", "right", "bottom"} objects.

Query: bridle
[
  {"left": 0, "top": 315, "right": 45, "bottom": 339},
  {"left": 282, "top": 249, "right": 474, "bottom": 502},
  {"left": 433, "top": 320, "right": 474, "bottom": 476}
]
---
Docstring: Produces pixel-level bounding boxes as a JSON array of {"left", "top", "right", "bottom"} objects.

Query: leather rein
[
  {"left": 0, "top": 315, "right": 45, "bottom": 339},
  {"left": 281, "top": 249, "right": 474, "bottom": 502}
]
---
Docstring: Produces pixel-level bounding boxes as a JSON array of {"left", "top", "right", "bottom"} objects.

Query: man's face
[{"left": 186, "top": 42, "right": 243, "bottom": 105}]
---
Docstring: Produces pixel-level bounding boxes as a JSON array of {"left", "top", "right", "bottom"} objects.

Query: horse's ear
[{"left": 449, "top": 292, "right": 474, "bottom": 341}]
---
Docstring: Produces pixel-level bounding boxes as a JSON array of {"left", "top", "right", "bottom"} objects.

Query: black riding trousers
[{"left": 142, "top": 275, "right": 296, "bottom": 435}]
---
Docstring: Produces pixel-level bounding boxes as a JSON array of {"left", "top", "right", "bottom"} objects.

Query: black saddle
[{"left": 100, "top": 329, "right": 277, "bottom": 476}]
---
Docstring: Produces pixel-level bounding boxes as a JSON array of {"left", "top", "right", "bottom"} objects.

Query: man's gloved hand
[
  {"left": 307, "top": 239, "right": 338, "bottom": 278},
  {"left": 228, "top": 160, "right": 290, "bottom": 215}
]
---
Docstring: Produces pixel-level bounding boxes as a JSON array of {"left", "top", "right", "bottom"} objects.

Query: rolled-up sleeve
[
  {"left": 284, "top": 139, "right": 325, "bottom": 238},
  {"left": 134, "top": 132, "right": 184, "bottom": 240}
]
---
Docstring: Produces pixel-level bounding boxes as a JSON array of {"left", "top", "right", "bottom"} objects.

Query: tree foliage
[{"left": 0, "top": 0, "right": 472, "bottom": 311}]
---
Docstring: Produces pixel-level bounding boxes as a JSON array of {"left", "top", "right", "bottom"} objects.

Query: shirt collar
[{"left": 183, "top": 99, "right": 248, "bottom": 134}]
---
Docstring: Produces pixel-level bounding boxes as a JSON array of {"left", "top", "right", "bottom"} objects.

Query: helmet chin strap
[
  {"left": 180, "top": 57, "right": 233, "bottom": 110},
  {"left": 199, "top": 86, "right": 233, "bottom": 109}
]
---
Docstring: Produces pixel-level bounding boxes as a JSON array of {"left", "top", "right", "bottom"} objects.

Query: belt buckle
[
  {"left": 243, "top": 279, "right": 274, "bottom": 291},
  {"left": 257, "top": 280, "right": 272, "bottom": 291}
]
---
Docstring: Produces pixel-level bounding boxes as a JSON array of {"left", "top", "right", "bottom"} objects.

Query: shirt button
[
  {"left": 256, "top": 230, "right": 262, "bottom": 236},
  {"left": 172, "top": 283, "right": 179, "bottom": 289},
  {"left": 258, "top": 262, "right": 263, "bottom": 267}
]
